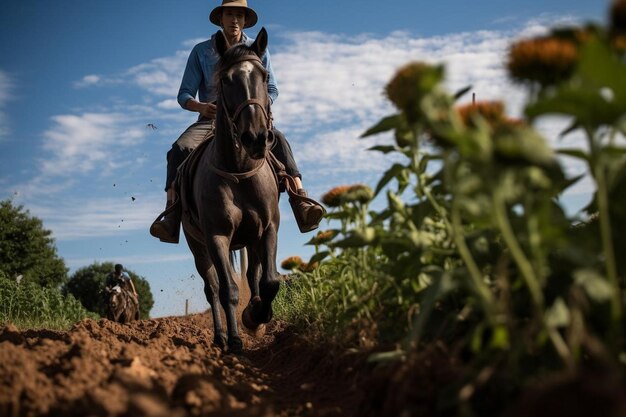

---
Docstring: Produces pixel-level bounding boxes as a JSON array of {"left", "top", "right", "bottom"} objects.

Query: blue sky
[{"left": 0, "top": 0, "right": 608, "bottom": 317}]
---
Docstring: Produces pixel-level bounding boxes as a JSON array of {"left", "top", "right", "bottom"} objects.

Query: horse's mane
[{"left": 214, "top": 43, "right": 258, "bottom": 96}]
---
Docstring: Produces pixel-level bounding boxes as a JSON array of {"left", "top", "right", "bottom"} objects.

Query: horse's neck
[{"left": 213, "top": 115, "right": 263, "bottom": 173}]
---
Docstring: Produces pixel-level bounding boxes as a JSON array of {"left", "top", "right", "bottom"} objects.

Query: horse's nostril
[{"left": 266, "top": 130, "right": 275, "bottom": 147}]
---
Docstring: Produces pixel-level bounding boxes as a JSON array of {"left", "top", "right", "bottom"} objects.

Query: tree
[
  {"left": 64, "top": 262, "right": 154, "bottom": 319},
  {"left": 0, "top": 199, "right": 68, "bottom": 288}
]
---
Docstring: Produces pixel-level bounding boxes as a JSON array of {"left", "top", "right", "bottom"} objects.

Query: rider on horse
[
  {"left": 150, "top": 0, "right": 324, "bottom": 244},
  {"left": 106, "top": 264, "right": 139, "bottom": 306}
]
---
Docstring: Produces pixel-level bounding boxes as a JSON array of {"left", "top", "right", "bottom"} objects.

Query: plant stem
[
  {"left": 451, "top": 200, "right": 496, "bottom": 315},
  {"left": 492, "top": 192, "right": 544, "bottom": 311},
  {"left": 585, "top": 127, "right": 621, "bottom": 329},
  {"left": 594, "top": 163, "right": 621, "bottom": 322}
]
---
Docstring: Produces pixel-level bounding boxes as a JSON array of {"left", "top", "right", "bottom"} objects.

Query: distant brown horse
[
  {"left": 180, "top": 28, "right": 280, "bottom": 353},
  {"left": 105, "top": 284, "right": 139, "bottom": 323}
]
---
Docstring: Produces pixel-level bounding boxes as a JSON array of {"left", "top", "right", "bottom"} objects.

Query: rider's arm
[
  {"left": 178, "top": 45, "right": 204, "bottom": 111},
  {"left": 262, "top": 48, "right": 278, "bottom": 104},
  {"left": 128, "top": 278, "right": 138, "bottom": 297},
  {"left": 185, "top": 99, "right": 216, "bottom": 119},
  {"left": 178, "top": 42, "right": 217, "bottom": 119}
]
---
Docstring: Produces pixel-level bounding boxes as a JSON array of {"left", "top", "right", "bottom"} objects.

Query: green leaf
[
  {"left": 493, "top": 123, "right": 554, "bottom": 166},
  {"left": 557, "top": 148, "right": 590, "bottom": 163},
  {"left": 332, "top": 228, "right": 377, "bottom": 248},
  {"left": 574, "top": 268, "right": 613, "bottom": 303},
  {"left": 374, "top": 163, "right": 407, "bottom": 196},
  {"left": 406, "top": 270, "right": 456, "bottom": 346},
  {"left": 577, "top": 39, "right": 626, "bottom": 104},
  {"left": 308, "top": 251, "right": 330, "bottom": 265},
  {"left": 526, "top": 87, "right": 621, "bottom": 127},
  {"left": 361, "top": 114, "right": 403, "bottom": 137},
  {"left": 545, "top": 298, "right": 570, "bottom": 328},
  {"left": 368, "top": 145, "right": 398, "bottom": 154},
  {"left": 453, "top": 85, "right": 472, "bottom": 101},
  {"left": 490, "top": 324, "right": 510, "bottom": 349},
  {"left": 559, "top": 120, "right": 580, "bottom": 138}
]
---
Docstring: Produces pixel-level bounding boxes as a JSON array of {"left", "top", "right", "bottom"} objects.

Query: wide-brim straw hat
[{"left": 209, "top": 0, "right": 258, "bottom": 29}]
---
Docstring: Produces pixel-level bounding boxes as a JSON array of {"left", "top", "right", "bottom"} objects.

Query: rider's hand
[{"left": 200, "top": 102, "right": 217, "bottom": 119}]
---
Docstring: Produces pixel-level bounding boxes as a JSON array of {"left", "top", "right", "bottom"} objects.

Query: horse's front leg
[
  {"left": 208, "top": 235, "right": 243, "bottom": 353},
  {"left": 203, "top": 263, "right": 228, "bottom": 349},
  {"left": 256, "top": 224, "right": 281, "bottom": 324}
]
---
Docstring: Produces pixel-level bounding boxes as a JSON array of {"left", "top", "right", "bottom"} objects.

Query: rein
[
  {"left": 210, "top": 53, "right": 273, "bottom": 183},
  {"left": 219, "top": 54, "right": 272, "bottom": 140}
]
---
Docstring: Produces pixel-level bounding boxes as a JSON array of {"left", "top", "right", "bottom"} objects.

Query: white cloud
[
  {"left": 74, "top": 74, "right": 101, "bottom": 88},
  {"left": 27, "top": 193, "right": 163, "bottom": 240},
  {"left": 20, "top": 16, "right": 598, "bottom": 242},
  {"left": 40, "top": 112, "right": 147, "bottom": 176},
  {"left": 125, "top": 50, "right": 189, "bottom": 97},
  {"left": 157, "top": 98, "right": 180, "bottom": 109},
  {"left": 64, "top": 253, "right": 193, "bottom": 270}
]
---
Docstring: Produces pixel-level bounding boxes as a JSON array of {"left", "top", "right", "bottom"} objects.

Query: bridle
[
  {"left": 210, "top": 53, "right": 274, "bottom": 182},
  {"left": 218, "top": 54, "right": 273, "bottom": 143}
]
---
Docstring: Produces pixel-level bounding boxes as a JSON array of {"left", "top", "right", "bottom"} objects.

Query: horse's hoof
[
  {"left": 213, "top": 334, "right": 227, "bottom": 351},
  {"left": 242, "top": 297, "right": 262, "bottom": 330},
  {"left": 228, "top": 337, "right": 244, "bottom": 355},
  {"left": 243, "top": 323, "right": 266, "bottom": 338}
]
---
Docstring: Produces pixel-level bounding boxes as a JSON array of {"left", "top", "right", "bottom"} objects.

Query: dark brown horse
[
  {"left": 105, "top": 284, "right": 139, "bottom": 323},
  {"left": 181, "top": 28, "right": 280, "bottom": 353}
]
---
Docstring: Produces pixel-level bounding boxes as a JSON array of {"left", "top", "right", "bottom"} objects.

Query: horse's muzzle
[{"left": 242, "top": 129, "right": 273, "bottom": 159}]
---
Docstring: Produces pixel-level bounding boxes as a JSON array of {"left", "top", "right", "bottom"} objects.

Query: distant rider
[{"left": 106, "top": 264, "right": 139, "bottom": 305}]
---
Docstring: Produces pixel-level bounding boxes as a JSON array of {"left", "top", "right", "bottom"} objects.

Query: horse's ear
[
  {"left": 216, "top": 30, "right": 230, "bottom": 57},
  {"left": 252, "top": 27, "right": 268, "bottom": 58}
]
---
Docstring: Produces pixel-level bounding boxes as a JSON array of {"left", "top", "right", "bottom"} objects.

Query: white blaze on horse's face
[
  {"left": 224, "top": 59, "right": 272, "bottom": 160},
  {"left": 109, "top": 285, "right": 122, "bottom": 308}
]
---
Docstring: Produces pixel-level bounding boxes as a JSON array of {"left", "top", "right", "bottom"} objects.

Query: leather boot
[
  {"left": 149, "top": 200, "right": 181, "bottom": 244},
  {"left": 292, "top": 189, "right": 324, "bottom": 233}
]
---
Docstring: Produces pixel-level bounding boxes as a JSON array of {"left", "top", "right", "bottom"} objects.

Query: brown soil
[
  {"left": 0, "top": 314, "right": 371, "bottom": 417},
  {"left": 3, "top": 310, "right": 625, "bottom": 417}
]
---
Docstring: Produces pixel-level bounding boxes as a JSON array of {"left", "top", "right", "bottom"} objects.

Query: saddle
[{"left": 154, "top": 134, "right": 324, "bottom": 241}]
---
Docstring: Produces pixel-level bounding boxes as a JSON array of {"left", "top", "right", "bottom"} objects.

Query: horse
[
  {"left": 105, "top": 284, "right": 139, "bottom": 323},
  {"left": 180, "top": 27, "right": 280, "bottom": 353}
]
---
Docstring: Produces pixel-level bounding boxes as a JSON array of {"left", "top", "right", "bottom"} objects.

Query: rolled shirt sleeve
[
  {"left": 262, "top": 48, "right": 279, "bottom": 104},
  {"left": 177, "top": 45, "right": 203, "bottom": 109}
]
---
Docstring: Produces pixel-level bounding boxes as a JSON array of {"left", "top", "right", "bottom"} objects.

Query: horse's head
[
  {"left": 106, "top": 285, "right": 122, "bottom": 309},
  {"left": 215, "top": 27, "right": 274, "bottom": 160}
]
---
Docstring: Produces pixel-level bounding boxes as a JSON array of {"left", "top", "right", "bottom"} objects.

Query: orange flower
[
  {"left": 280, "top": 256, "right": 303, "bottom": 271},
  {"left": 386, "top": 62, "right": 442, "bottom": 122},
  {"left": 321, "top": 185, "right": 351, "bottom": 207},
  {"left": 456, "top": 101, "right": 506, "bottom": 127},
  {"left": 308, "top": 229, "right": 338, "bottom": 246},
  {"left": 613, "top": 34, "right": 626, "bottom": 53},
  {"left": 507, "top": 37, "right": 578, "bottom": 86}
]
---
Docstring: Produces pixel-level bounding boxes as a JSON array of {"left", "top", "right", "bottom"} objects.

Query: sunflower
[
  {"left": 321, "top": 185, "right": 351, "bottom": 207},
  {"left": 386, "top": 62, "right": 442, "bottom": 122},
  {"left": 343, "top": 184, "right": 374, "bottom": 205},
  {"left": 308, "top": 229, "right": 338, "bottom": 246},
  {"left": 507, "top": 37, "right": 578, "bottom": 86},
  {"left": 456, "top": 101, "right": 506, "bottom": 127},
  {"left": 280, "top": 256, "right": 304, "bottom": 271}
]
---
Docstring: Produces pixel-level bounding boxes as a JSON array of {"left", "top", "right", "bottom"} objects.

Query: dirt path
[{"left": 0, "top": 313, "right": 369, "bottom": 417}]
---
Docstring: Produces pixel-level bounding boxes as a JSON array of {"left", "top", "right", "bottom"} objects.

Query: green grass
[{"left": 0, "top": 276, "right": 98, "bottom": 330}]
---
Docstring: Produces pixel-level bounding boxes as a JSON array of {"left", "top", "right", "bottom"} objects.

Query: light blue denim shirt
[{"left": 177, "top": 31, "right": 279, "bottom": 110}]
